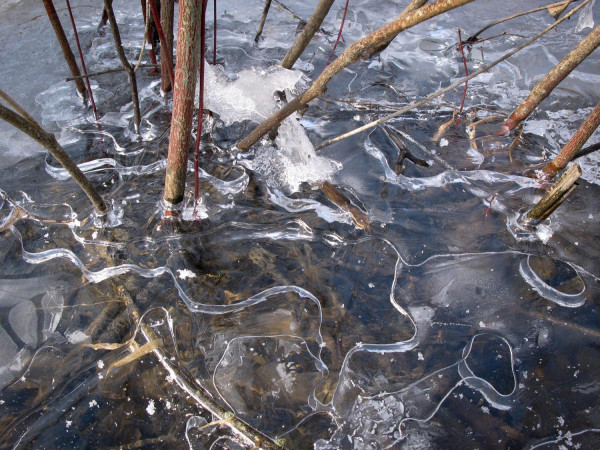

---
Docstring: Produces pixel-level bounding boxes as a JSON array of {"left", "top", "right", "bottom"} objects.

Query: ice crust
[{"left": 204, "top": 63, "right": 341, "bottom": 193}]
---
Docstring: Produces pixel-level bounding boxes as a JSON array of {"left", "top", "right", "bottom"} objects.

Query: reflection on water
[{"left": 1, "top": 0, "right": 600, "bottom": 448}]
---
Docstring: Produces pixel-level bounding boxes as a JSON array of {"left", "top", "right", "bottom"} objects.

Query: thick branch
[
  {"left": 0, "top": 101, "right": 107, "bottom": 214},
  {"left": 104, "top": 0, "right": 142, "bottom": 133},
  {"left": 466, "top": 0, "right": 575, "bottom": 44},
  {"left": 280, "top": 0, "right": 335, "bottom": 69},
  {"left": 239, "top": 0, "right": 476, "bottom": 151}
]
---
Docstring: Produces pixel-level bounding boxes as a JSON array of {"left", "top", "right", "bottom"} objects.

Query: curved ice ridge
[{"left": 519, "top": 256, "right": 586, "bottom": 308}]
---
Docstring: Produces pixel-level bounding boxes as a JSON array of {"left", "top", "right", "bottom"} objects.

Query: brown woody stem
[
  {"left": 104, "top": 0, "right": 142, "bottom": 134},
  {"left": 542, "top": 100, "right": 600, "bottom": 178},
  {"left": 505, "top": 23, "right": 600, "bottom": 130},
  {"left": 0, "top": 100, "right": 107, "bottom": 214}
]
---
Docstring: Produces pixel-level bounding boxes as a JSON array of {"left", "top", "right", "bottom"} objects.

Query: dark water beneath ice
[{"left": 1, "top": 0, "right": 600, "bottom": 448}]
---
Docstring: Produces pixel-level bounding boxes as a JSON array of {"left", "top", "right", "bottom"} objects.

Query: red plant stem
[
  {"left": 326, "top": 0, "right": 350, "bottom": 66},
  {"left": 148, "top": 0, "right": 175, "bottom": 86},
  {"left": 458, "top": 28, "right": 468, "bottom": 114},
  {"left": 65, "top": 0, "right": 100, "bottom": 125},
  {"left": 194, "top": 0, "right": 209, "bottom": 203},
  {"left": 213, "top": 0, "right": 217, "bottom": 64}
]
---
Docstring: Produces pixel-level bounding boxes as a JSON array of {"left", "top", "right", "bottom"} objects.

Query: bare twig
[
  {"left": 457, "top": 28, "right": 468, "bottom": 114},
  {"left": 104, "top": 0, "right": 142, "bottom": 134},
  {"left": 325, "top": 0, "right": 350, "bottom": 66},
  {"left": 505, "top": 23, "right": 600, "bottom": 131},
  {"left": 313, "top": 0, "right": 592, "bottom": 151},
  {"left": 66, "top": 64, "right": 159, "bottom": 82},
  {"left": 161, "top": 0, "right": 175, "bottom": 92},
  {"left": 65, "top": 0, "right": 99, "bottom": 123},
  {"left": 149, "top": 0, "right": 175, "bottom": 90},
  {"left": 0, "top": 93, "right": 108, "bottom": 214},
  {"left": 465, "top": 0, "right": 575, "bottom": 44},
  {"left": 255, "top": 0, "right": 272, "bottom": 42}
]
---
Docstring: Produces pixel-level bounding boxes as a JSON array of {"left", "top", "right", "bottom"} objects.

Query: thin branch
[
  {"left": 457, "top": 28, "right": 468, "bottom": 114},
  {"left": 42, "top": 0, "right": 88, "bottom": 103},
  {"left": 466, "top": 0, "right": 575, "bottom": 44},
  {"left": 255, "top": 0, "right": 272, "bottom": 42},
  {"left": 573, "top": 141, "right": 600, "bottom": 160},
  {"left": 313, "top": 0, "right": 592, "bottom": 151},
  {"left": 149, "top": 0, "right": 175, "bottom": 87},
  {"left": 325, "top": 0, "right": 350, "bottom": 66},
  {"left": 505, "top": 23, "right": 600, "bottom": 130},
  {"left": 104, "top": 0, "right": 142, "bottom": 134},
  {"left": 65, "top": 0, "right": 99, "bottom": 123}
]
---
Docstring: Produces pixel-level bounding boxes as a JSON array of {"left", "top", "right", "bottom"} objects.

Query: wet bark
[
  {"left": 0, "top": 99, "right": 107, "bottom": 214},
  {"left": 542, "top": 100, "right": 600, "bottom": 178},
  {"left": 280, "top": 0, "right": 335, "bottom": 69},
  {"left": 505, "top": 24, "right": 600, "bottom": 130},
  {"left": 42, "top": 0, "right": 88, "bottom": 103},
  {"left": 523, "top": 163, "right": 581, "bottom": 225},
  {"left": 104, "top": 0, "right": 142, "bottom": 133},
  {"left": 159, "top": 0, "right": 175, "bottom": 92},
  {"left": 239, "top": 0, "right": 475, "bottom": 151},
  {"left": 163, "top": 0, "right": 204, "bottom": 206}
]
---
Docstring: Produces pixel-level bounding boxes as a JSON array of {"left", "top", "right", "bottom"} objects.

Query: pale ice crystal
[
  {"left": 146, "top": 399, "right": 156, "bottom": 416},
  {"left": 177, "top": 269, "right": 197, "bottom": 280},
  {"left": 203, "top": 64, "right": 305, "bottom": 125}
]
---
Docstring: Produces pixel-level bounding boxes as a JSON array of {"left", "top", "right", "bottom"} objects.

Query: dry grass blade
[
  {"left": 105, "top": 339, "right": 163, "bottom": 375},
  {"left": 433, "top": 109, "right": 457, "bottom": 141}
]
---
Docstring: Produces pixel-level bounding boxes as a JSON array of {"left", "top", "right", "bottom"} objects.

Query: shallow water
[{"left": 1, "top": 0, "right": 599, "bottom": 448}]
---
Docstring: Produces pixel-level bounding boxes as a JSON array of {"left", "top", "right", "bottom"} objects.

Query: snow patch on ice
[{"left": 177, "top": 269, "right": 197, "bottom": 280}]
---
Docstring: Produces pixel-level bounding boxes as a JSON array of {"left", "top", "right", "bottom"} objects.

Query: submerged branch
[
  {"left": 314, "top": 0, "right": 593, "bottom": 151},
  {"left": 239, "top": 0, "right": 476, "bottom": 151},
  {"left": 117, "top": 288, "right": 284, "bottom": 448}
]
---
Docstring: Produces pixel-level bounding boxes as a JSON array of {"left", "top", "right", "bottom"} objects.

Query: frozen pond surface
[{"left": 1, "top": 0, "right": 599, "bottom": 448}]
